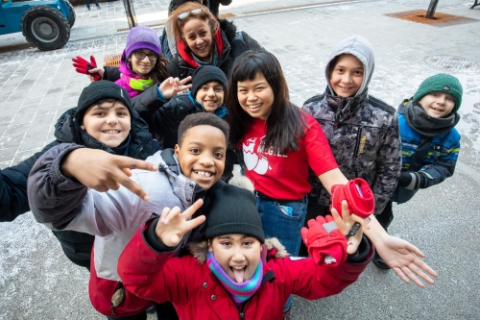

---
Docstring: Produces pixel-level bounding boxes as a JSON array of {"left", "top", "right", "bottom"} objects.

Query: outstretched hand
[
  {"left": 61, "top": 148, "right": 158, "bottom": 201},
  {"left": 159, "top": 76, "right": 192, "bottom": 99},
  {"left": 375, "top": 234, "right": 438, "bottom": 287},
  {"left": 330, "top": 200, "right": 363, "bottom": 254},
  {"left": 156, "top": 199, "right": 205, "bottom": 247}
]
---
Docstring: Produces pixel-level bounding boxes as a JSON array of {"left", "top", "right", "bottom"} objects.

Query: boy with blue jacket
[{"left": 374, "top": 73, "right": 463, "bottom": 269}]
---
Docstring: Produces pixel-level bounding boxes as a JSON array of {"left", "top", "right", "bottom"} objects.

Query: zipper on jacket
[{"left": 352, "top": 127, "right": 363, "bottom": 177}]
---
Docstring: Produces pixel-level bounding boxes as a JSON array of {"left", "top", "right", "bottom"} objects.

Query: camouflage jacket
[{"left": 302, "top": 90, "right": 402, "bottom": 214}]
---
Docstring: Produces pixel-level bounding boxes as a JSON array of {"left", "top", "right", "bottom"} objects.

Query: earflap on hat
[{"left": 413, "top": 73, "right": 463, "bottom": 113}]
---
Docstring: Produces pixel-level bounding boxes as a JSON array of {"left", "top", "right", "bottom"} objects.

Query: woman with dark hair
[
  {"left": 166, "top": 2, "right": 261, "bottom": 79},
  {"left": 226, "top": 49, "right": 438, "bottom": 318}
]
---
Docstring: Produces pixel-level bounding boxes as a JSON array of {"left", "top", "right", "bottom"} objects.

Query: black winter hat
[
  {"left": 191, "top": 65, "right": 228, "bottom": 98},
  {"left": 205, "top": 185, "right": 265, "bottom": 243},
  {"left": 75, "top": 81, "right": 133, "bottom": 124}
]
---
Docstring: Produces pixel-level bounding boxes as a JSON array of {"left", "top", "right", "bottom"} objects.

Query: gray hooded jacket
[{"left": 302, "top": 36, "right": 401, "bottom": 214}]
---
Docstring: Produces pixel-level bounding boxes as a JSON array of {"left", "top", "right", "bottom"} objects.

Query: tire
[
  {"left": 21, "top": 6, "right": 71, "bottom": 51},
  {"left": 65, "top": 0, "right": 76, "bottom": 27}
]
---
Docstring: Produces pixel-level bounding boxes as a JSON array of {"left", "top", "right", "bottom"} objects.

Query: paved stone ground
[{"left": 0, "top": 0, "right": 480, "bottom": 319}]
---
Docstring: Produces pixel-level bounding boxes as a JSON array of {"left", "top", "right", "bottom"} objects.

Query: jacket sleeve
[
  {"left": 406, "top": 139, "right": 459, "bottom": 190},
  {"left": 118, "top": 220, "right": 198, "bottom": 304},
  {"left": 286, "top": 236, "right": 374, "bottom": 300},
  {"left": 0, "top": 140, "right": 60, "bottom": 222},
  {"left": 28, "top": 143, "right": 142, "bottom": 236},
  {"left": 240, "top": 31, "right": 263, "bottom": 50},
  {"left": 131, "top": 85, "right": 168, "bottom": 121},
  {"left": 103, "top": 66, "right": 121, "bottom": 82},
  {"left": 372, "top": 114, "right": 402, "bottom": 214}
]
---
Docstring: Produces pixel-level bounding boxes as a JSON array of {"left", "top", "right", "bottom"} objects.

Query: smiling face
[
  {"left": 418, "top": 92, "right": 455, "bottom": 118},
  {"left": 209, "top": 234, "right": 262, "bottom": 284},
  {"left": 182, "top": 18, "right": 213, "bottom": 61},
  {"left": 329, "top": 54, "right": 364, "bottom": 98},
  {"left": 81, "top": 100, "right": 131, "bottom": 148},
  {"left": 175, "top": 125, "right": 226, "bottom": 190},
  {"left": 195, "top": 81, "right": 225, "bottom": 113},
  {"left": 237, "top": 73, "right": 274, "bottom": 120},
  {"left": 128, "top": 49, "right": 157, "bottom": 76}
]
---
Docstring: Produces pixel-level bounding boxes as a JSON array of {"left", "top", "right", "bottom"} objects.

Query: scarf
[
  {"left": 176, "top": 29, "right": 224, "bottom": 69},
  {"left": 207, "top": 252, "right": 263, "bottom": 306},
  {"left": 403, "top": 100, "right": 460, "bottom": 137},
  {"left": 115, "top": 50, "right": 155, "bottom": 98}
]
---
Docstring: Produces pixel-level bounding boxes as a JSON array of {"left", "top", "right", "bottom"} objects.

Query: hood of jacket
[
  {"left": 54, "top": 107, "right": 158, "bottom": 158},
  {"left": 325, "top": 35, "right": 375, "bottom": 98}
]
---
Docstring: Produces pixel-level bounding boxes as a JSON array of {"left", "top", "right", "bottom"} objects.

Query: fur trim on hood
[{"left": 186, "top": 237, "right": 289, "bottom": 264}]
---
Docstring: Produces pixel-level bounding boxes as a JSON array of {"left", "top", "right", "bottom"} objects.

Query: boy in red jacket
[{"left": 118, "top": 184, "right": 373, "bottom": 320}]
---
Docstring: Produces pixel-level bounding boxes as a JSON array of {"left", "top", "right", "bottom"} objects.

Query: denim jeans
[{"left": 256, "top": 196, "right": 308, "bottom": 312}]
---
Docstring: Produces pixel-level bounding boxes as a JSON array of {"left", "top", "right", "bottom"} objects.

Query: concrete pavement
[{"left": 0, "top": 0, "right": 479, "bottom": 319}]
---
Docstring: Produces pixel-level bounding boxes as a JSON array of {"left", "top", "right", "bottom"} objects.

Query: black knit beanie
[
  {"left": 205, "top": 185, "right": 265, "bottom": 243},
  {"left": 75, "top": 81, "right": 133, "bottom": 124},
  {"left": 191, "top": 65, "right": 228, "bottom": 98}
]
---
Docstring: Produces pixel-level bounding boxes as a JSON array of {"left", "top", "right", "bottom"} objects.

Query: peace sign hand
[
  {"left": 159, "top": 76, "right": 192, "bottom": 99},
  {"left": 155, "top": 199, "right": 205, "bottom": 247}
]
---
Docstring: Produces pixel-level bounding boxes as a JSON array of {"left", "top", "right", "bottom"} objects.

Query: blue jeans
[{"left": 256, "top": 196, "right": 308, "bottom": 312}]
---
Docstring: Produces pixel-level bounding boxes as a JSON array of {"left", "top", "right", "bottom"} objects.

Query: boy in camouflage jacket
[{"left": 300, "top": 35, "right": 401, "bottom": 256}]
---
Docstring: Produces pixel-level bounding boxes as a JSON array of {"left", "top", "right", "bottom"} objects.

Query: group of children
[{"left": 0, "top": 1, "right": 465, "bottom": 320}]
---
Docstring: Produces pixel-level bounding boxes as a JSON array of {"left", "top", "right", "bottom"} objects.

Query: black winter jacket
[
  {"left": 167, "top": 19, "right": 262, "bottom": 79},
  {"left": 0, "top": 140, "right": 59, "bottom": 222},
  {"left": 51, "top": 107, "right": 161, "bottom": 269}
]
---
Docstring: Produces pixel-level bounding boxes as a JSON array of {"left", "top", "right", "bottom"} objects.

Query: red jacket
[{"left": 118, "top": 223, "right": 373, "bottom": 320}]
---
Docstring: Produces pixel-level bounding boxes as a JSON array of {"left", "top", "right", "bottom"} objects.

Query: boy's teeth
[
  {"left": 195, "top": 171, "right": 213, "bottom": 177},
  {"left": 105, "top": 130, "right": 119, "bottom": 134}
]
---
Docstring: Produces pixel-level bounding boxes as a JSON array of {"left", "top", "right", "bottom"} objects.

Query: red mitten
[
  {"left": 300, "top": 215, "right": 348, "bottom": 267},
  {"left": 72, "top": 55, "right": 101, "bottom": 81},
  {"left": 330, "top": 178, "right": 374, "bottom": 219}
]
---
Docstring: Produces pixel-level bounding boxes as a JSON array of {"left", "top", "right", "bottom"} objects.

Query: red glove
[
  {"left": 330, "top": 178, "right": 374, "bottom": 219},
  {"left": 301, "top": 215, "right": 348, "bottom": 267},
  {"left": 72, "top": 55, "right": 101, "bottom": 81}
]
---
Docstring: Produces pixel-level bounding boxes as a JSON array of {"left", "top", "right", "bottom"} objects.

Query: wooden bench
[{"left": 104, "top": 53, "right": 121, "bottom": 67}]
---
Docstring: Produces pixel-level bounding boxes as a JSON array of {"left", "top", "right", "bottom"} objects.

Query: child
[
  {"left": 226, "top": 49, "right": 437, "bottom": 291},
  {"left": 28, "top": 113, "right": 230, "bottom": 319},
  {"left": 73, "top": 26, "right": 169, "bottom": 98},
  {"left": 373, "top": 73, "right": 462, "bottom": 269},
  {"left": 51, "top": 80, "right": 161, "bottom": 271},
  {"left": 135, "top": 65, "right": 228, "bottom": 149},
  {"left": 301, "top": 35, "right": 402, "bottom": 255},
  {"left": 117, "top": 184, "right": 374, "bottom": 320}
]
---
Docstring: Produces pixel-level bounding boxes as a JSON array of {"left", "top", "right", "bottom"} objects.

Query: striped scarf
[{"left": 207, "top": 252, "right": 263, "bottom": 306}]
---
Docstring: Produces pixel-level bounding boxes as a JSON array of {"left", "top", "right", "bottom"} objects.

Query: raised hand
[
  {"left": 159, "top": 76, "right": 192, "bottom": 99},
  {"left": 374, "top": 233, "right": 438, "bottom": 287},
  {"left": 61, "top": 148, "right": 158, "bottom": 201},
  {"left": 156, "top": 199, "right": 205, "bottom": 247},
  {"left": 72, "top": 55, "right": 102, "bottom": 81},
  {"left": 330, "top": 200, "right": 363, "bottom": 254},
  {"left": 301, "top": 215, "right": 348, "bottom": 267}
]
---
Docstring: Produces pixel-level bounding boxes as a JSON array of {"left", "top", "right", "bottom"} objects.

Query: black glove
[{"left": 398, "top": 172, "right": 413, "bottom": 187}]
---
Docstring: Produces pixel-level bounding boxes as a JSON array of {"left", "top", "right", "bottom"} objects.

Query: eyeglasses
[
  {"left": 132, "top": 50, "right": 158, "bottom": 62},
  {"left": 177, "top": 8, "right": 203, "bottom": 20}
]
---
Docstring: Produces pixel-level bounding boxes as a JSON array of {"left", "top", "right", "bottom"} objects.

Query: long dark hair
[
  {"left": 226, "top": 49, "right": 307, "bottom": 155},
  {"left": 151, "top": 55, "right": 169, "bottom": 83}
]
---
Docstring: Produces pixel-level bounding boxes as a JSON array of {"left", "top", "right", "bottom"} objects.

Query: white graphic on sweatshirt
[{"left": 243, "top": 137, "right": 272, "bottom": 175}]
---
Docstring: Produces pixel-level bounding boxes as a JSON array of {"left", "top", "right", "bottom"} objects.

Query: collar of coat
[{"left": 325, "top": 87, "right": 369, "bottom": 122}]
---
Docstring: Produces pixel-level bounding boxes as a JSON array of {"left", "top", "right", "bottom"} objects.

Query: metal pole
[
  {"left": 122, "top": 0, "right": 137, "bottom": 28},
  {"left": 425, "top": 0, "right": 439, "bottom": 19}
]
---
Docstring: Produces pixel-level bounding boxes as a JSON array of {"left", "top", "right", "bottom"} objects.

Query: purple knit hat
[{"left": 125, "top": 26, "right": 161, "bottom": 58}]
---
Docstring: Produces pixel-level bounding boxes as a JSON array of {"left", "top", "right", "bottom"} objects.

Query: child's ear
[
  {"left": 174, "top": 144, "right": 180, "bottom": 157},
  {"left": 80, "top": 125, "right": 85, "bottom": 130},
  {"left": 208, "top": 239, "right": 213, "bottom": 252}
]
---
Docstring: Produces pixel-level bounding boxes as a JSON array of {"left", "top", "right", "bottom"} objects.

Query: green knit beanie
[{"left": 413, "top": 73, "right": 463, "bottom": 113}]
